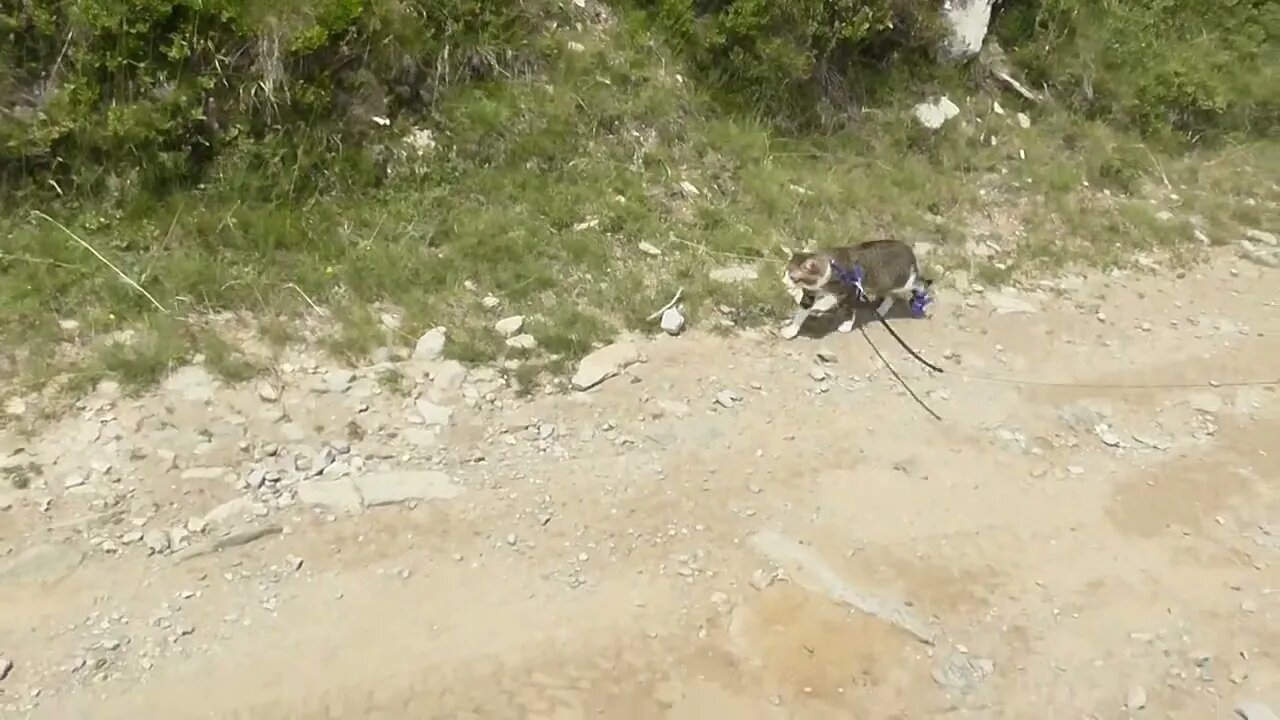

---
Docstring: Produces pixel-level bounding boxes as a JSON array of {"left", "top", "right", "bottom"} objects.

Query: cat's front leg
[
  {"left": 780, "top": 293, "right": 815, "bottom": 339},
  {"left": 835, "top": 292, "right": 859, "bottom": 333}
]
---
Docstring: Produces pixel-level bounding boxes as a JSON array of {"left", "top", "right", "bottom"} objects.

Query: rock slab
[{"left": 572, "top": 342, "right": 640, "bottom": 391}]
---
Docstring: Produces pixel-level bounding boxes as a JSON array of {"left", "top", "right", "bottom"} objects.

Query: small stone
[
  {"left": 143, "top": 530, "right": 172, "bottom": 556},
  {"left": 1016, "top": 112, "right": 1031, "bottom": 129},
  {"left": 637, "top": 241, "right": 662, "bottom": 256},
  {"left": 708, "top": 265, "right": 759, "bottom": 284},
  {"left": 2, "top": 397, "right": 25, "bottom": 417},
  {"left": 714, "top": 390, "right": 741, "bottom": 408},
  {"left": 749, "top": 568, "right": 778, "bottom": 591},
  {"left": 481, "top": 295, "right": 501, "bottom": 309},
  {"left": 808, "top": 367, "right": 827, "bottom": 381},
  {"left": 1245, "top": 229, "right": 1277, "bottom": 246},
  {"left": 815, "top": 349, "right": 838, "bottom": 363},
  {"left": 413, "top": 328, "right": 447, "bottom": 361},
  {"left": 505, "top": 334, "right": 537, "bottom": 351},
  {"left": 660, "top": 307, "right": 685, "bottom": 336},
  {"left": 1126, "top": 685, "right": 1147, "bottom": 710},
  {"left": 494, "top": 316, "right": 525, "bottom": 337},
  {"left": 0, "top": 657, "right": 11, "bottom": 682},
  {"left": 120, "top": 531, "right": 144, "bottom": 545},
  {"left": 256, "top": 382, "right": 279, "bottom": 402},
  {"left": 913, "top": 96, "right": 960, "bottom": 129}
]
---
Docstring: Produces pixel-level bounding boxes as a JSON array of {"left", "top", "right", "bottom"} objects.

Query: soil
[{"left": 1, "top": 252, "right": 1277, "bottom": 719}]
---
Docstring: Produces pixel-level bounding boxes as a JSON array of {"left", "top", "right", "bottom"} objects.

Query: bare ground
[{"left": 2, "top": 250, "right": 1278, "bottom": 719}]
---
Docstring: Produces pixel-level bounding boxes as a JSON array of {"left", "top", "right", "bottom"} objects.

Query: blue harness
[{"left": 829, "top": 261, "right": 933, "bottom": 318}]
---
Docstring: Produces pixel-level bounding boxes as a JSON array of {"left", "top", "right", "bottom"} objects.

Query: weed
[{"left": 0, "top": 1, "right": 1276, "bottom": 403}]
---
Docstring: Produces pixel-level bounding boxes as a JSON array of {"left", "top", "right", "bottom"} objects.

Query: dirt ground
[{"left": 2, "top": 251, "right": 1278, "bottom": 719}]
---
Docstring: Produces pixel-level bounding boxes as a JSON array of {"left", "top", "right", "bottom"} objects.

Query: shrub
[
  {"left": 626, "top": 0, "right": 941, "bottom": 125},
  {"left": 0, "top": 0, "right": 564, "bottom": 199},
  {"left": 993, "top": 0, "right": 1279, "bottom": 142}
]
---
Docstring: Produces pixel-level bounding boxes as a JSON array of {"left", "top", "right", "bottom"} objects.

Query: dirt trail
[{"left": 2, "top": 253, "right": 1278, "bottom": 719}]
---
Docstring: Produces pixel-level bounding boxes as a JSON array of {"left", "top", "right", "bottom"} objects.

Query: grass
[{"left": 0, "top": 14, "right": 1277, "bottom": 412}]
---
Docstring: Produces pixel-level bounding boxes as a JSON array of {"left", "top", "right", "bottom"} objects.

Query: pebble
[
  {"left": 505, "top": 334, "right": 537, "bottom": 350},
  {"left": 494, "top": 316, "right": 525, "bottom": 337},
  {"left": 714, "top": 390, "right": 741, "bottom": 408},
  {"left": 708, "top": 265, "right": 759, "bottom": 284},
  {"left": 143, "top": 530, "right": 172, "bottom": 555},
  {"left": 660, "top": 307, "right": 685, "bottom": 336},
  {"left": 0, "top": 657, "right": 11, "bottom": 682},
  {"left": 413, "top": 328, "right": 447, "bottom": 361},
  {"left": 1126, "top": 685, "right": 1147, "bottom": 710}
]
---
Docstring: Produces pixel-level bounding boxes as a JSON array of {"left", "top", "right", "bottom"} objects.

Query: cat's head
[{"left": 784, "top": 250, "right": 831, "bottom": 289}]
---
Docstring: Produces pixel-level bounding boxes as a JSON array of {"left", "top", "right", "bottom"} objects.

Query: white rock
[
  {"left": 714, "top": 390, "right": 741, "bottom": 408},
  {"left": 506, "top": 334, "right": 537, "bottom": 350},
  {"left": 1126, "top": 685, "right": 1147, "bottom": 710},
  {"left": 481, "top": 295, "right": 501, "bottom": 309},
  {"left": 256, "top": 382, "right": 280, "bottom": 402},
  {"left": 939, "top": 0, "right": 994, "bottom": 61},
  {"left": 143, "top": 530, "right": 171, "bottom": 555},
  {"left": 413, "top": 328, "right": 447, "bottom": 361},
  {"left": 2, "top": 397, "right": 25, "bottom": 417},
  {"left": 637, "top": 241, "right": 662, "bottom": 256},
  {"left": 415, "top": 398, "right": 454, "bottom": 427},
  {"left": 296, "top": 478, "right": 364, "bottom": 514},
  {"left": 992, "top": 100, "right": 1005, "bottom": 115},
  {"left": 660, "top": 307, "right": 686, "bottom": 336},
  {"left": 1245, "top": 229, "right": 1277, "bottom": 246},
  {"left": 1016, "top": 112, "right": 1031, "bottom": 129},
  {"left": 354, "top": 470, "right": 464, "bottom": 507},
  {"left": 1240, "top": 241, "right": 1280, "bottom": 268},
  {"left": 494, "top": 316, "right": 525, "bottom": 337},
  {"left": 571, "top": 342, "right": 640, "bottom": 391},
  {"left": 913, "top": 96, "right": 960, "bottom": 130},
  {"left": 709, "top": 265, "right": 759, "bottom": 284}
]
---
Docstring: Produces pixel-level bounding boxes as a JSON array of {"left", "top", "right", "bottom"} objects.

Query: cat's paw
[
  {"left": 837, "top": 319, "right": 855, "bottom": 333},
  {"left": 779, "top": 324, "right": 801, "bottom": 339}
]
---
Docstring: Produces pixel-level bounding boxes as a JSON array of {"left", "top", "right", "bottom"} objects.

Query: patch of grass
[{"left": 0, "top": 8, "right": 1276, "bottom": 405}]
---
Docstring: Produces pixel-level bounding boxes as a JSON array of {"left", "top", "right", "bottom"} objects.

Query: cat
[{"left": 779, "top": 239, "right": 933, "bottom": 339}]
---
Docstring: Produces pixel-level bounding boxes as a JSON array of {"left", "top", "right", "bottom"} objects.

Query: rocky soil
[{"left": 1, "top": 246, "right": 1278, "bottom": 719}]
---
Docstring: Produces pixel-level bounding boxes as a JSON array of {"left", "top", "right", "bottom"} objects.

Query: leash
[
  {"left": 830, "top": 261, "right": 944, "bottom": 374},
  {"left": 826, "top": 260, "right": 944, "bottom": 420},
  {"left": 858, "top": 325, "right": 943, "bottom": 421}
]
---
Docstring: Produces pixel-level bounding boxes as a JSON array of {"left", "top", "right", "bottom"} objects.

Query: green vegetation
[{"left": 0, "top": 0, "right": 1276, "bottom": 401}]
